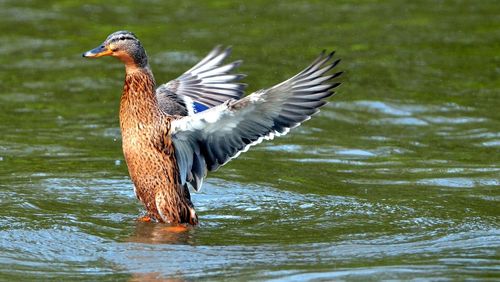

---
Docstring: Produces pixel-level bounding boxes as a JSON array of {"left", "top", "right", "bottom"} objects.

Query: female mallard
[{"left": 83, "top": 30, "right": 342, "bottom": 225}]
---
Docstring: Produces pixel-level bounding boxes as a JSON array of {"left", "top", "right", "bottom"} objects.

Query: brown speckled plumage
[
  {"left": 119, "top": 70, "right": 197, "bottom": 224},
  {"left": 83, "top": 30, "right": 342, "bottom": 226}
]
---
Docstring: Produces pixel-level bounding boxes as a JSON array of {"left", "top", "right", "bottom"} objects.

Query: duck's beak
[{"left": 82, "top": 45, "right": 112, "bottom": 58}]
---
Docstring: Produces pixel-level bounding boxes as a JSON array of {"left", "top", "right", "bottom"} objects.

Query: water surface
[{"left": 0, "top": 0, "right": 499, "bottom": 280}]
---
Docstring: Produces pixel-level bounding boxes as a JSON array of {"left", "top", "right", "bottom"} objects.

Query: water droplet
[{"left": 114, "top": 160, "right": 121, "bottom": 166}]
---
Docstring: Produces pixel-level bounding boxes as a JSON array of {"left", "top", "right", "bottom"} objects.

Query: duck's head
[{"left": 83, "top": 30, "right": 148, "bottom": 70}]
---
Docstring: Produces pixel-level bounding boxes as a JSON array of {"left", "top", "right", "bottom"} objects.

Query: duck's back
[{"left": 156, "top": 88, "right": 188, "bottom": 116}]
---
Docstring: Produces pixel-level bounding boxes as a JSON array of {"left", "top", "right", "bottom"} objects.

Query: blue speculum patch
[{"left": 193, "top": 102, "right": 209, "bottom": 113}]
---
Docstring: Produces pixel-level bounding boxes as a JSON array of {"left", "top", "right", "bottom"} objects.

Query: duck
[{"left": 83, "top": 30, "right": 342, "bottom": 225}]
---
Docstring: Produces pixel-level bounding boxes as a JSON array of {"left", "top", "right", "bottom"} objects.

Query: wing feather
[
  {"left": 156, "top": 46, "right": 246, "bottom": 114},
  {"left": 171, "top": 51, "right": 342, "bottom": 190}
]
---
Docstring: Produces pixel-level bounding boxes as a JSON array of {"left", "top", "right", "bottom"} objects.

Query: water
[{"left": 0, "top": 0, "right": 499, "bottom": 280}]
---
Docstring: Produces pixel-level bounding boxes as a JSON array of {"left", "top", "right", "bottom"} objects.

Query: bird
[{"left": 83, "top": 30, "right": 342, "bottom": 226}]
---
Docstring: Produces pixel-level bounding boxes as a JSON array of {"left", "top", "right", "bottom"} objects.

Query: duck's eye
[{"left": 119, "top": 36, "right": 125, "bottom": 41}]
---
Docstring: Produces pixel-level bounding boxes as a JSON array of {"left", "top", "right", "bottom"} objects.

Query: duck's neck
[{"left": 120, "top": 66, "right": 161, "bottom": 127}]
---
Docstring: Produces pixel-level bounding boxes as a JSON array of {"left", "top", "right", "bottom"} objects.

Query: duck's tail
[{"left": 155, "top": 184, "right": 199, "bottom": 225}]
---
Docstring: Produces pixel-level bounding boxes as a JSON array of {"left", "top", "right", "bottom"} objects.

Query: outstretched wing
[
  {"left": 156, "top": 46, "right": 246, "bottom": 114},
  {"left": 170, "top": 51, "right": 342, "bottom": 191}
]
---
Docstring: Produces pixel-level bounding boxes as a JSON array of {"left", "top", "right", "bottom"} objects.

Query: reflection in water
[{"left": 126, "top": 221, "right": 195, "bottom": 245}]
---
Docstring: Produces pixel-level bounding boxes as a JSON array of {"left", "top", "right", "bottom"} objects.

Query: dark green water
[{"left": 1, "top": 0, "right": 499, "bottom": 280}]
